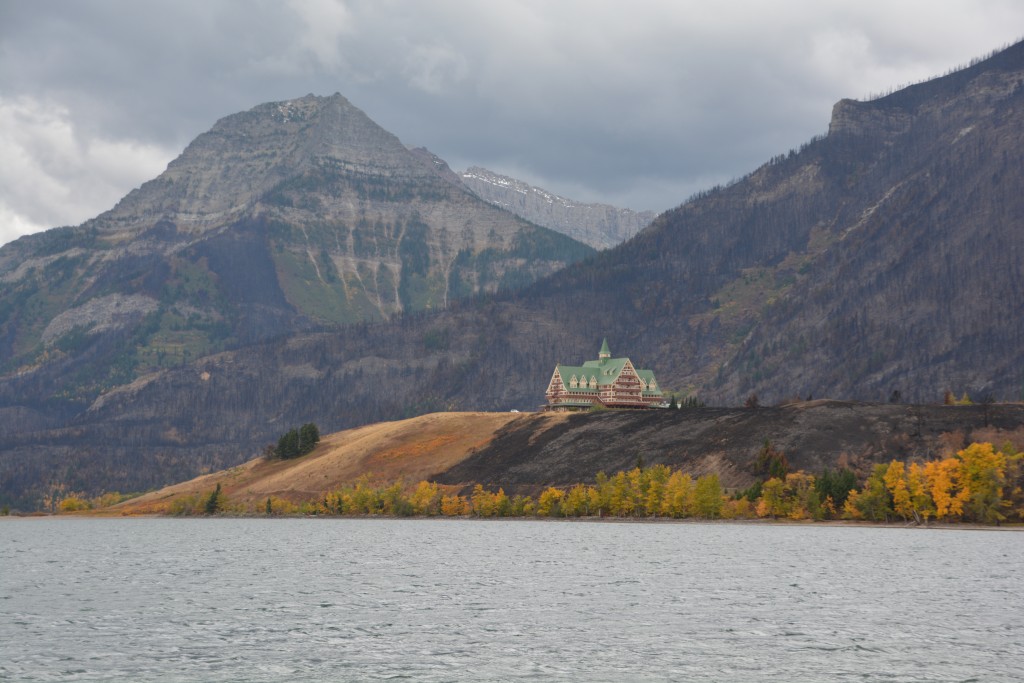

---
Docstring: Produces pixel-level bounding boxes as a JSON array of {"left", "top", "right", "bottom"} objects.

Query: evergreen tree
[
  {"left": 299, "top": 422, "right": 321, "bottom": 455},
  {"left": 205, "top": 483, "right": 222, "bottom": 515},
  {"left": 272, "top": 423, "right": 321, "bottom": 458},
  {"left": 754, "top": 440, "right": 788, "bottom": 480},
  {"left": 816, "top": 467, "right": 858, "bottom": 509},
  {"left": 854, "top": 464, "right": 893, "bottom": 521},
  {"left": 738, "top": 479, "right": 763, "bottom": 503},
  {"left": 277, "top": 428, "right": 300, "bottom": 459}
]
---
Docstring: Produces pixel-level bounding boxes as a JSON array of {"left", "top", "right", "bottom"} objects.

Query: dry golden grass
[{"left": 115, "top": 411, "right": 557, "bottom": 514}]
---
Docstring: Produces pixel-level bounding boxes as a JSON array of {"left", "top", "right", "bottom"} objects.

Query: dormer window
[{"left": 570, "top": 375, "right": 578, "bottom": 389}]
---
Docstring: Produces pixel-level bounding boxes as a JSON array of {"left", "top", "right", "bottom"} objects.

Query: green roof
[{"left": 555, "top": 356, "right": 662, "bottom": 396}]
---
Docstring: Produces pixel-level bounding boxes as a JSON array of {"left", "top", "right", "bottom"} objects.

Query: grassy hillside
[
  {"left": 103, "top": 402, "right": 1024, "bottom": 516},
  {"left": 114, "top": 411, "right": 542, "bottom": 513}
]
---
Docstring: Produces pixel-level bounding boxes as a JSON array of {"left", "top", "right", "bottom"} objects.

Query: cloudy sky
[{"left": 1, "top": 1, "right": 1022, "bottom": 246}]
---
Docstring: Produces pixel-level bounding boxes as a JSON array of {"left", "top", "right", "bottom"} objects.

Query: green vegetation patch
[{"left": 273, "top": 247, "right": 382, "bottom": 324}]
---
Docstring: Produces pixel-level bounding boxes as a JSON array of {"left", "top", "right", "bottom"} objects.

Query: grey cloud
[{"left": 2, "top": 0, "right": 1023, "bottom": 245}]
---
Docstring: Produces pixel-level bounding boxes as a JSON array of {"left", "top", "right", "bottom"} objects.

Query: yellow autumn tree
[
  {"left": 265, "top": 495, "right": 298, "bottom": 515},
  {"left": 380, "top": 482, "right": 409, "bottom": 516},
  {"left": 923, "top": 458, "right": 968, "bottom": 520},
  {"left": 643, "top": 464, "right": 671, "bottom": 516},
  {"left": 783, "top": 471, "right": 820, "bottom": 520},
  {"left": 660, "top": 471, "right": 695, "bottom": 518},
  {"left": 59, "top": 495, "right": 90, "bottom": 512},
  {"left": 561, "top": 484, "right": 592, "bottom": 517},
  {"left": 469, "top": 486, "right": 509, "bottom": 517},
  {"left": 608, "top": 472, "right": 634, "bottom": 517},
  {"left": 842, "top": 488, "right": 863, "bottom": 519},
  {"left": 440, "top": 494, "right": 469, "bottom": 516},
  {"left": 349, "top": 478, "right": 381, "bottom": 514},
  {"left": 626, "top": 467, "right": 646, "bottom": 514},
  {"left": 471, "top": 484, "right": 497, "bottom": 517},
  {"left": 693, "top": 474, "right": 723, "bottom": 519},
  {"left": 324, "top": 490, "right": 346, "bottom": 514},
  {"left": 906, "top": 462, "right": 933, "bottom": 521},
  {"left": 957, "top": 443, "right": 1007, "bottom": 524},
  {"left": 883, "top": 460, "right": 914, "bottom": 520},
  {"left": 723, "top": 496, "right": 754, "bottom": 519},
  {"left": 409, "top": 481, "right": 441, "bottom": 515},
  {"left": 757, "top": 477, "right": 787, "bottom": 518},
  {"left": 537, "top": 487, "right": 565, "bottom": 517}
]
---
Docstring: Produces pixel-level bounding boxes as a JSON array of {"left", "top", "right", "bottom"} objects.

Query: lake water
[{"left": 1, "top": 518, "right": 1022, "bottom": 682}]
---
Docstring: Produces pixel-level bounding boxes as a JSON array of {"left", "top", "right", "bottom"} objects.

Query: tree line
[
  {"left": 269, "top": 423, "right": 320, "bottom": 459},
  {"left": 138, "top": 441, "right": 1022, "bottom": 524}
]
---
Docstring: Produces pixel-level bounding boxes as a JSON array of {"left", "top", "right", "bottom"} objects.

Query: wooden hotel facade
[{"left": 544, "top": 339, "right": 664, "bottom": 411}]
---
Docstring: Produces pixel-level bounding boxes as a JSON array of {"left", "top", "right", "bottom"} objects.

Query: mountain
[
  {"left": 459, "top": 166, "right": 657, "bottom": 249},
  {"left": 0, "top": 93, "right": 592, "bottom": 404},
  {"left": 4, "top": 42, "right": 1024, "bottom": 509}
]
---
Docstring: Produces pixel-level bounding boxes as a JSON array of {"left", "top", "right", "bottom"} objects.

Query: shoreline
[{"left": 7, "top": 512, "right": 1021, "bottom": 531}]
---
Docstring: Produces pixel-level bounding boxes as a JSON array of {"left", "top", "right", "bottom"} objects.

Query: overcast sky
[{"left": 1, "top": 1, "right": 1022, "bottom": 246}]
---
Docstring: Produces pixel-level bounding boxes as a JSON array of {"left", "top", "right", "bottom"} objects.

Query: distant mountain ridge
[{"left": 459, "top": 167, "right": 656, "bottom": 249}]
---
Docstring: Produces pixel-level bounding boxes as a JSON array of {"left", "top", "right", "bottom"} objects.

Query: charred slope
[
  {"left": 531, "top": 41, "right": 1024, "bottom": 405},
  {"left": 437, "top": 402, "right": 1024, "bottom": 493}
]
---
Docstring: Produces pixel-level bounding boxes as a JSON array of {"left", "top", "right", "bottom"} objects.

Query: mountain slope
[
  {"left": 459, "top": 167, "right": 657, "bottom": 249},
  {"left": 0, "top": 94, "right": 592, "bottom": 403}
]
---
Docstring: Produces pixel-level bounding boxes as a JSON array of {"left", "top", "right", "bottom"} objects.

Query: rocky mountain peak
[
  {"left": 828, "top": 40, "right": 1024, "bottom": 141},
  {"left": 92, "top": 93, "right": 421, "bottom": 238}
]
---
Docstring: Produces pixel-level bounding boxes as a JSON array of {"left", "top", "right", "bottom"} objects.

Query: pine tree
[
  {"left": 205, "top": 483, "right": 222, "bottom": 514},
  {"left": 277, "top": 428, "right": 300, "bottom": 458},
  {"left": 299, "top": 423, "right": 320, "bottom": 455}
]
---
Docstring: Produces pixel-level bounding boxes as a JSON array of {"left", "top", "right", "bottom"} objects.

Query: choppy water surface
[{"left": 1, "top": 518, "right": 1021, "bottom": 682}]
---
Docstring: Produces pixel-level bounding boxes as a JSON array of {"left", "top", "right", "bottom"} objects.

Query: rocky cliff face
[{"left": 459, "top": 167, "right": 656, "bottom": 249}]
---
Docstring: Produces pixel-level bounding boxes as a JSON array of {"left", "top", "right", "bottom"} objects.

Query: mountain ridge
[{"left": 459, "top": 166, "right": 656, "bottom": 249}]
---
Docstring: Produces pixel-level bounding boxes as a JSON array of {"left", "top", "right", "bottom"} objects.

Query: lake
[{"left": 1, "top": 518, "right": 1022, "bottom": 682}]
